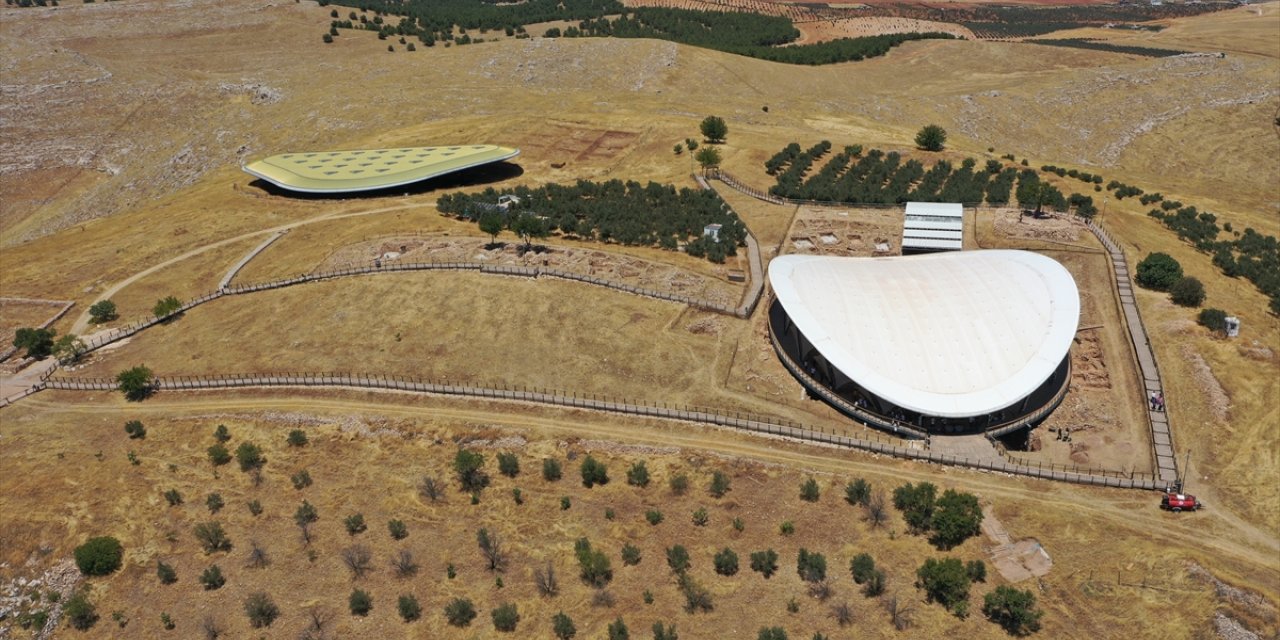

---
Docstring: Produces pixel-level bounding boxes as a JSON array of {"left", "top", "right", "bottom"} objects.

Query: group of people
[{"left": 1149, "top": 391, "right": 1166, "bottom": 412}]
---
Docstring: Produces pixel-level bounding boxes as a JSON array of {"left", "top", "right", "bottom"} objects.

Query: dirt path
[
  {"left": 18, "top": 392, "right": 1279, "bottom": 574},
  {"left": 69, "top": 201, "right": 437, "bottom": 335}
]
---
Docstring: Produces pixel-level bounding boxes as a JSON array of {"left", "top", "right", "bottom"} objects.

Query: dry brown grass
[
  {"left": 0, "top": 396, "right": 1274, "bottom": 639},
  {"left": 0, "top": 1, "right": 1277, "bottom": 636}
]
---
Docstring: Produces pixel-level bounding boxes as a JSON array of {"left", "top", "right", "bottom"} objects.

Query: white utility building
[{"left": 902, "top": 201, "right": 964, "bottom": 252}]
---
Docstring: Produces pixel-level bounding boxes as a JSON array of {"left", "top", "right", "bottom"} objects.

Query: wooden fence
[{"left": 37, "top": 373, "right": 1160, "bottom": 490}]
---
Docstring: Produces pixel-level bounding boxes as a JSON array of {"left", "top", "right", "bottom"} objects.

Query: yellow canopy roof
[{"left": 242, "top": 145, "right": 520, "bottom": 193}]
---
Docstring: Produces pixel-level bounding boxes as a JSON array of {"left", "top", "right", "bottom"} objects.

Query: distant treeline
[
  {"left": 437, "top": 180, "right": 747, "bottom": 263},
  {"left": 1024, "top": 39, "right": 1189, "bottom": 58},
  {"left": 576, "top": 9, "right": 956, "bottom": 64},
  {"left": 320, "top": 0, "right": 622, "bottom": 38},
  {"left": 959, "top": 3, "right": 1226, "bottom": 38},
  {"left": 325, "top": 1, "right": 954, "bottom": 65}
]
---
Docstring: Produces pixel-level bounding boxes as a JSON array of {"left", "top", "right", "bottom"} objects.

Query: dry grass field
[
  {"left": 0, "top": 0, "right": 1277, "bottom": 638},
  {"left": 0, "top": 396, "right": 1274, "bottom": 639}
]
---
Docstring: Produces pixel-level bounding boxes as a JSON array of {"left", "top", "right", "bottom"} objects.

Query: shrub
[
  {"left": 153, "top": 295, "right": 182, "bottom": 318},
  {"left": 164, "top": 488, "right": 183, "bottom": 506},
  {"left": 157, "top": 561, "right": 177, "bottom": 585},
  {"left": 341, "top": 545, "right": 374, "bottom": 579},
  {"left": 607, "top": 616, "right": 630, "bottom": 640},
  {"left": 645, "top": 509, "right": 664, "bottom": 525},
  {"left": 626, "top": 461, "right": 650, "bottom": 487},
  {"left": 116, "top": 366, "right": 154, "bottom": 401},
  {"left": 692, "top": 508, "right": 709, "bottom": 526},
  {"left": 344, "top": 514, "right": 367, "bottom": 535},
  {"left": 714, "top": 548, "right": 739, "bottom": 576},
  {"left": 1198, "top": 308, "right": 1228, "bottom": 333},
  {"left": 915, "top": 124, "right": 947, "bottom": 151},
  {"left": 552, "top": 611, "right": 577, "bottom": 639},
  {"left": 194, "top": 522, "right": 231, "bottom": 554},
  {"left": 207, "top": 444, "right": 231, "bottom": 466},
  {"left": 497, "top": 452, "right": 520, "bottom": 477},
  {"left": 983, "top": 585, "right": 1043, "bottom": 635},
  {"left": 560, "top": 496, "right": 571, "bottom": 510},
  {"left": 621, "top": 543, "right": 642, "bottom": 566},
  {"left": 234, "top": 442, "right": 263, "bottom": 472},
  {"left": 780, "top": 521, "right": 795, "bottom": 535},
  {"left": 124, "top": 420, "right": 146, "bottom": 439},
  {"left": 1170, "top": 276, "right": 1206, "bottom": 307},
  {"left": 199, "top": 565, "right": 225, "bottom": 590},
  {"left": 287, "top": 429, "right": 308, "bottom": 447},
  {"left": 666, "top": 545, "right": 691, "bottom": 574},
  {"left": 348, "top": 588, "right": 373, "bottom": 616},
  {"left": 845, "top": 479, "right": 871, "bottom": 506},
  {"left": 864, "top": 569, "right": 886, "bottom": 597},
  {"left": 916, "top": 557, "right": 971, "bottom": 613},
  {"left": 388, "top": 519, "right": 409, "bottom": 540},
  {"left": 758, "top": 627, "right": 788, "bottom": 640},
  {"left": 213, "top": 424, "right": 230, "bottom": 442},
  {"left": 669, "top": 473, "right": 689, "bottom": 495},
  {"left": 454, "top": 449, "right": 489, "bottom": 492},
  {"left": 800, "top": 477, "right": 820, "bottom": 502},
  {"left": 751, "top": 549, "right": 779, "bottom": 578},
  {"left": 291, "top": 469, "right": 312, "bottom": 490},
  {"left": 580, "top": 455, "right": 609, "bottom": 487},
  {"left": 491, "top": 602, "right": 519, "bottom": 632},
  {"left": 797, "top": 549, "right": 827, "bottom": 583},
  {"left": 243, "top": 592, "right": 278, "bottom": 628},
  {"left": 444, "top": 597, "right": 477, "bottom": 627},
  {"left": 850, "top": 553, "right": 876, "bottom": 584},
  {"left": 575, "top": 538, "right": 613, "bottom": 587},
  {"left": 89, "top": 299, "right": 117, "bottom": 323},
  {"left": 74, "top": 537, "right": 123, "bottom": 576},
  {"left": 709, "top": 471, "right": 731, "bottom": 497},
  {"left": 247, "top": 500, "right": 263, "bottom": 517},
  {"left": 398, "top": 594, "right": 421, "bottom": 622},
  {"left": 678, "top": 573, "right": 714, "bottom": 613},
  {"left": 542, "top": 458, "right": 562, "bottom": 481},
  {"left": 64, "top": 589, "right": 98, "bottom": 630},
  {"left": 205, "top": 493, "right": 224, "bottom": 514},
  {"left": 967, "top": 559, "right": 987, "bottom": 583},
  {"left": 1135, "top": 253, "right": 1183, "bottom": 291}
]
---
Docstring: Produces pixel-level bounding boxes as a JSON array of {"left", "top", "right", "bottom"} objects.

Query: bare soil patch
[
  {"left": 794, "top": 17, "right": 975, "bottom": 45},
  {"left": 991, "top": 207, "right": 1082, "bottom": 244},
  {"left": 1179, "top": 344, "right": 1231, "bottom": 423},
  {"left": 312, "top": 235, "right": 744, "bottom": 309},
  {"left": 783, "top": 205, "right": 903, "bottom": 256}
]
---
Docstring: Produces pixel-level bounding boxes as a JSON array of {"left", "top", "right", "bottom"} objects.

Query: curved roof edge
[
  {"left": 242, "top": 146, "right": 520, "bottom": 194},
  {"left": 769, "top": 250, "right": 1080, "bottom": 418}
]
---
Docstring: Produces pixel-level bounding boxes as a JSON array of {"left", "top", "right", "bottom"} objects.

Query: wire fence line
[{"left": 33, "top": 372, "right": 1159, "bottom": 490}]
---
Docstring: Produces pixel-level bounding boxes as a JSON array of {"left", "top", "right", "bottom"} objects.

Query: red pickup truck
[{"left": 1160, "top": 493, "right": 1203, "bottom": 512}]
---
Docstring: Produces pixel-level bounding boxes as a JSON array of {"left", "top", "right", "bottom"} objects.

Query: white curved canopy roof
[{"left": 769, "top": 250, "right": 1079, "bottom": 418}]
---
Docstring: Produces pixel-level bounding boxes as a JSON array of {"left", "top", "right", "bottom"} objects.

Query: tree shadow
[{"left": 246, "top": 162, "right": 524, "bottom": 200}]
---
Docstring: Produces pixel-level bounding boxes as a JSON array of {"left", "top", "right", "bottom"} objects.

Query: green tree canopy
[
  {"left": 74, "top": 537, "right": 123, "bottom": 576},
  {"left": 13, "top": 327, "right": 55, "bottom": 359},
  {"left": 916, "top": 557, "right": 971, "bottom": 613},
  {"left": 700, "top": 116, "right": 727, "bottom": 143},
  {"left": 695, "top": 146, "right": 723, "bottom": 172},
  {"left": 982, "top": 585, "right": 1043, "bottom": 635},
  {"left": 1170, "top": 276, "right": 1205, "bottom": 307},
  {"left": 1135, "top": 252, "right": 1183, "bottom": 291},
  {"left": 89, "top": 299, "right": 117, "bottom": 323},
  {"left": 929, "top": 489, "right": 983, "bottom": 550},
  {"left": 116, "top": 365, "right": 154, "bottom": 402},
  {"left": 915, "top": 124, "right": 947, "bottom": 151}
]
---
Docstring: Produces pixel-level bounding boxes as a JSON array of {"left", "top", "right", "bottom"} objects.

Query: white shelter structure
[
  {"left": 768, "top": 250, "right": 1079, "bottom": 434},
  {"left": 902, "top": 202, "right": 963, "bottom": 252}
]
